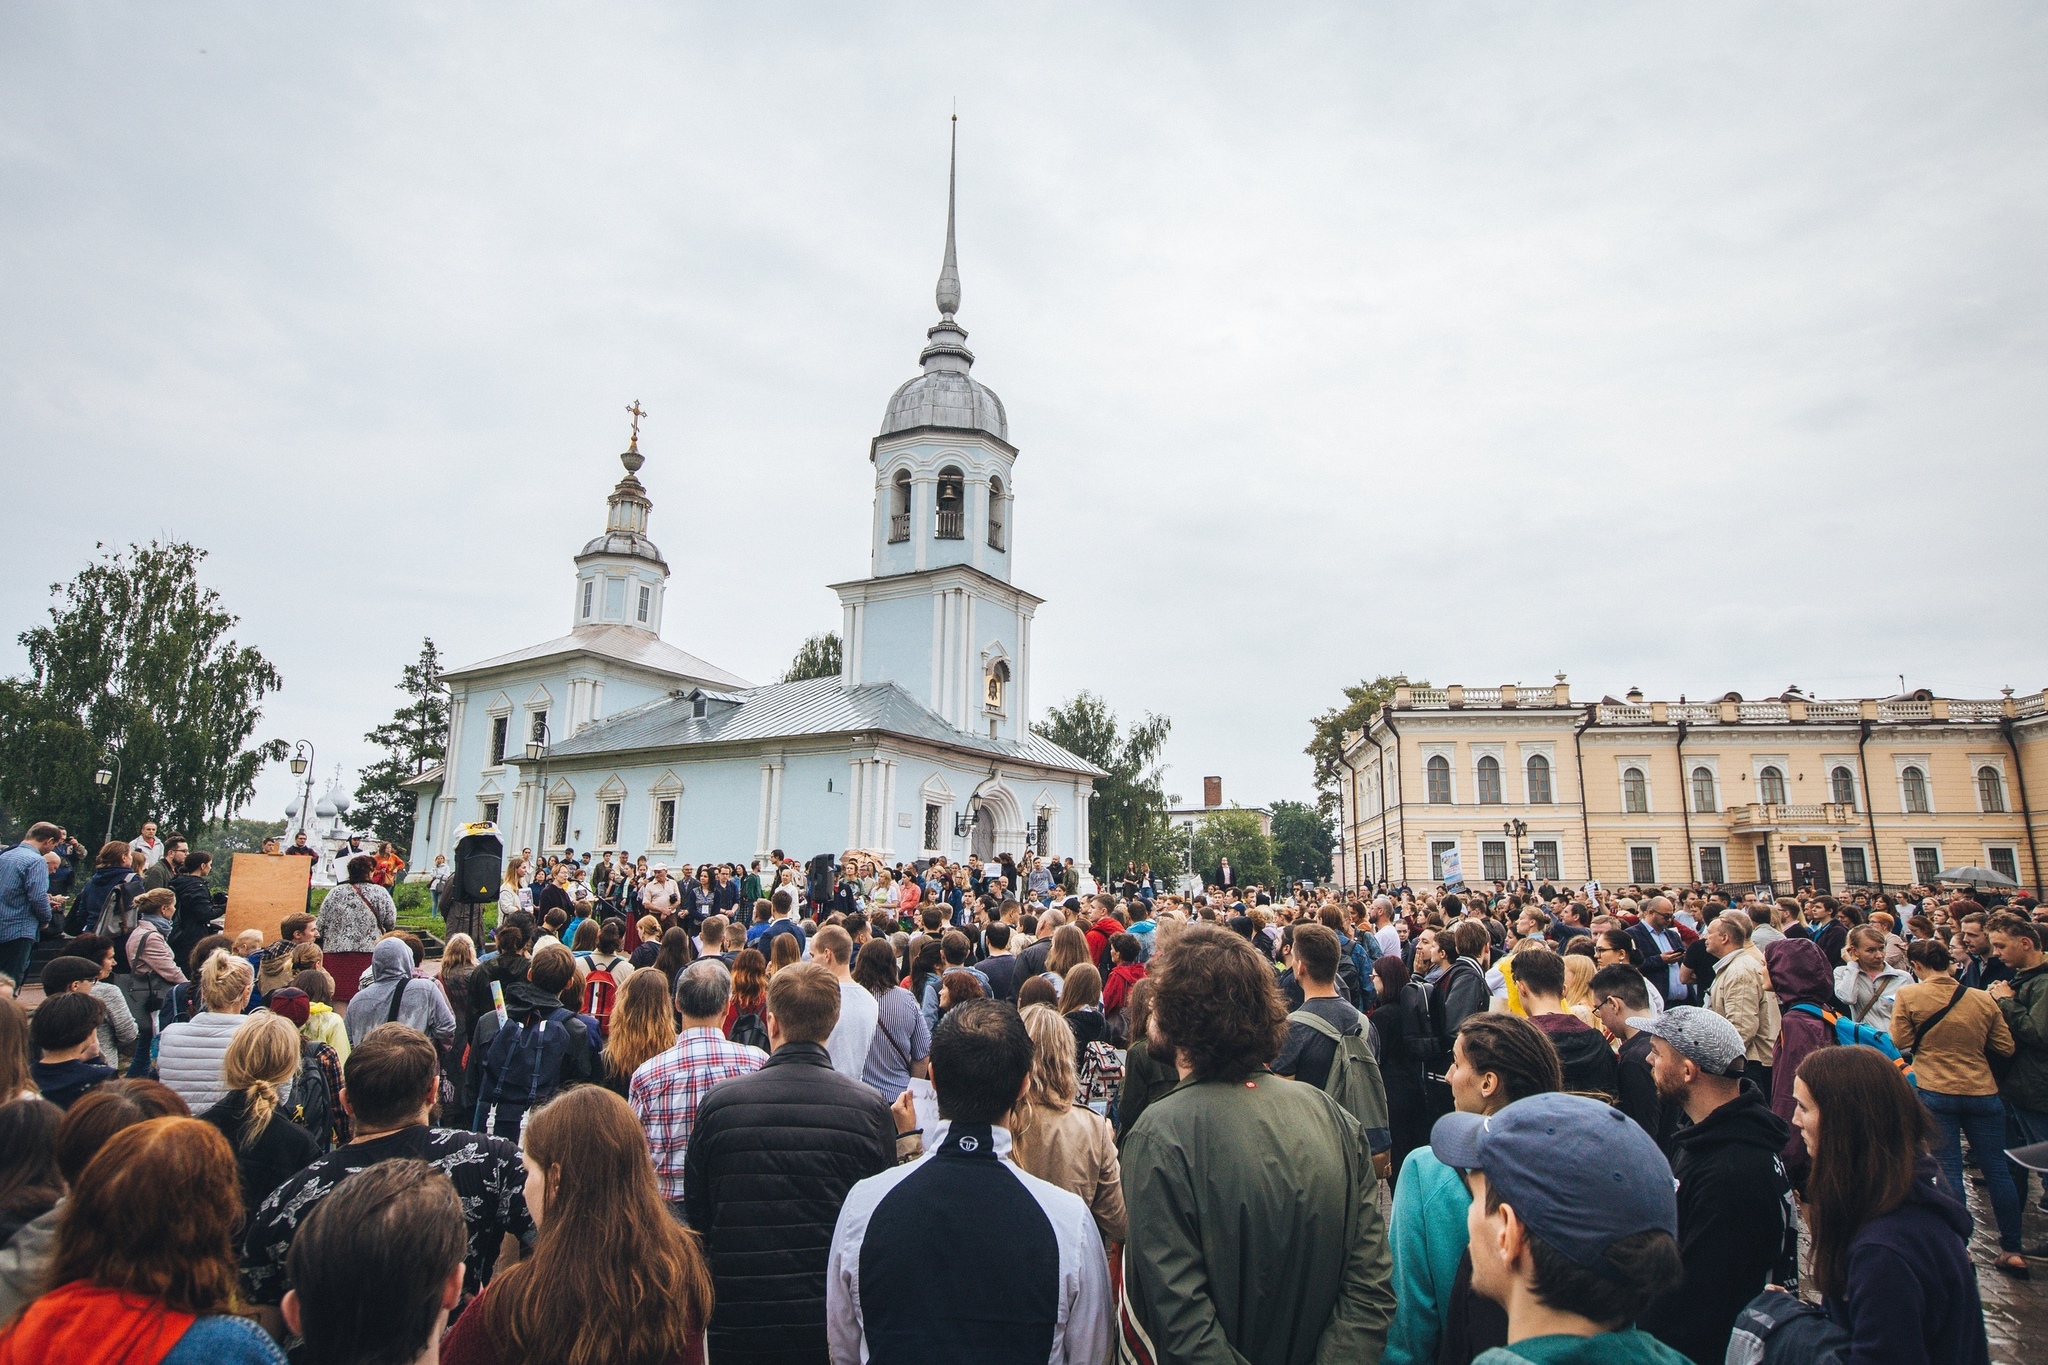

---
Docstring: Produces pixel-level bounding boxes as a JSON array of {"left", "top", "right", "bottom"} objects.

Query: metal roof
[
  {"left": 544, "top": 673, "right": 1103, "bottom": 777},
  {"left": 441, "top": 624, "right": 750, "bottom": 689}
]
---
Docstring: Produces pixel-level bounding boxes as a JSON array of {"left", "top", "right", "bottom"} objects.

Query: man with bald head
[{"left": 1630, "top": 896, "right": 1690, "bottom": 1006}]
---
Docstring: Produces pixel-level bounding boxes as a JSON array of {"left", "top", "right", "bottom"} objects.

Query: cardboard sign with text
[{"left": 225, "top": 853, "right": 312, "bottom": 942}]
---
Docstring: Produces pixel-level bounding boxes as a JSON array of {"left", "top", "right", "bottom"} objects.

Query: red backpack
[{"left": 582, "top": 965, "right": 619, "bottom": 1038}]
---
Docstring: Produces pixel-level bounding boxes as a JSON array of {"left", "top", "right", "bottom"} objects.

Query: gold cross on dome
[{"left": 625, "top": 399, "right": 647, "bottom": 449}]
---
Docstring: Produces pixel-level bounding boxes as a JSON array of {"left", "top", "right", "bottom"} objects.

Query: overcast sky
[{"left": 4, "top": 4, "right": 2044, "bottom": 827}]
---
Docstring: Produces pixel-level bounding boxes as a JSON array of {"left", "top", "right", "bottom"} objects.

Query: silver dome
[
  {"left": 880, "top": 370, "right": 1008, "bottom": 443},
  {"left": 577, "top": 530, "right": 669, "bottom": 570}
]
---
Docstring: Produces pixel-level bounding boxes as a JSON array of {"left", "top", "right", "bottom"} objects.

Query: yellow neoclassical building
[{"left": 1337, "top": 680, "right": 2048, "bottom": 896}]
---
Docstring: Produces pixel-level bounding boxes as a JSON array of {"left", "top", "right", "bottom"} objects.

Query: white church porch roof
[
  {"left": 441, "top": 624, "right": 750, "bottom": 689},
  {"left": 543, "top": 673, "right": 1104, "bottom": 778}
]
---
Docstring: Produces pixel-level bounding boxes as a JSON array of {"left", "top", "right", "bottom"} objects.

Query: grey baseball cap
[
  {"left": 1628, "top": 1005, "right": 1747, "bottom": 1078},
  {"left": 1430, "top": 1092, "right": 1678, "bottom": 1279}
]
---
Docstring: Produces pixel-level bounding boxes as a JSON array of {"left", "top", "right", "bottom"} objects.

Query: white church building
[{"left": 404, "top": 135, "right": 1100, "bottom": 872}]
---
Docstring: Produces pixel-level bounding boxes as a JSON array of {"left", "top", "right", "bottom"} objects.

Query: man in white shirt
[
  {"left": 132, "top": 821, "right": 164, "bottom": 868},
  {"left": 1372, "top": 897, "right": 1401, "bottom": 957},
  {"left": 812, "top": 925, "right": 878, "bottom": 1082},
  {"left": 827, "top": 998, "right": 1110, "bottom": 1365}
]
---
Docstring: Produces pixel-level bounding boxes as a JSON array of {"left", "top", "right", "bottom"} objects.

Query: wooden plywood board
[{"left": 225, "top": 853, "right": 312, "bottom": 941}]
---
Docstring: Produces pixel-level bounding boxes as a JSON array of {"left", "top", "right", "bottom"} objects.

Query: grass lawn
[{"left": 309, "top": 883, "right": 497, "bottom": 940}]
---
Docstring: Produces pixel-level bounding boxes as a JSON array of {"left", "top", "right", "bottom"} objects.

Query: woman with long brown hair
[
  {"left": 0, "top": 1001, "right": 32, "bottom": 1105},
  {"left": 766, "top": 931, "right": 800, "bottom": 979},
  {"left": 651, "top": 928, "right": 696, "bottom": 988},
  {"left": 602, "top": 969, "right": 678, "bottom": 1098},
  {"left": 723, "top": 949, "right": 768, "bottom": 1040},
  {"left": 1793, "top": 1046, "right": 1990, "bottom": 1352},
  {"left": 1058, "top": 961, "right": 1108, "bottom": 1057},
  {"left": 0, "top": 1116, "right": 284, "bottom": 1363},
  {"left": 1045, "top": 924, "right": 1092, "bottom": 980},
  {"left": 441, "top": 1086, "right": 712, "bottom": 1365}
]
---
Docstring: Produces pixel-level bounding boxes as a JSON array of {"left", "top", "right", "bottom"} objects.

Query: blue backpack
[
  {"left": 479, "top": 1006, "right": 576, "bottom": 1111},
  {"left": 1787, "top": 1002, "right": 1916, "bottom": 1088}
]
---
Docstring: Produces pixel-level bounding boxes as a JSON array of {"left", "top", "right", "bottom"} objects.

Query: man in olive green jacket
[
  {"left": 1988, "top": 917, "right": 2048, "bottom": 1209},
  {"left": 1123, "top": 924, "right": 1395, "bottom": 1365}
]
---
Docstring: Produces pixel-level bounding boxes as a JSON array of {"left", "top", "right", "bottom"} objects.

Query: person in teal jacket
[{"left": 1384, "top": 1014, "right": 1562, "bottom": 1365}]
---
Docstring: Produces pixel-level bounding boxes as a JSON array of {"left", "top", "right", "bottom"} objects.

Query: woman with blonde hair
[
  {"left": 157, "top": 950, "right": 257, "bottom": 1112},
  {"left": 441, "top": 1086, "right": 712, "bottom": 1365},
  {"left": 601, "top": 970, "right": 677, "bottom": 1100},
  {"left": 1009, "top": 1005, "right": 1125, "bottom": 1244},
  {"left": 1561, "top": 953, "right": 1599, "bottom": 1028},
  {"left": 0, "top": 1117, "right": 285, "bottom": 1363},
  {"left": 198, "top": 1012, "right": 320, "bottom": 1217}
]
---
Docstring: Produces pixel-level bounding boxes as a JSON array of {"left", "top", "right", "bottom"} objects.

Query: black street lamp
[
  {"left": 1503, "top": 818, "right": 1528, "bottom": 883},
  {"left": 526, "top": 721, "right": 553, "bottom": 856},
  {"left": 290, "top": 741, "right": 316, "bottom": 840},
  {"left": 94, "top": 746, "right": 122, "bottom": 845}
]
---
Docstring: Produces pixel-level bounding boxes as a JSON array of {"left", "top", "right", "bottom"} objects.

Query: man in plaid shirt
[{"left": 630, "top": 957, "right": 767, "bottom": 1217}]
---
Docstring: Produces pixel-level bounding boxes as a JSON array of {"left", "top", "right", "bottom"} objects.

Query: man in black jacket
[
  {"left": 1632, "top": 1007, "right": 1798, "bottom": 1365},
  {"left": 686, "top": 960, "right": 896, "bottom": 1364},
  {"left": 1590, "top": 964, "right": 1676, "bottom": 1150},
  {"left": 1431, "top": 919, "right": 1492, "bottom": 1070}
]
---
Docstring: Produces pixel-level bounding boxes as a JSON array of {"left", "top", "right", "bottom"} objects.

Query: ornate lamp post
[
  {"left": 94, "top": 746, "right": 123, "bottom": 845},
  {"left": 289, "top": 742, "right": 316, "bottom": 840},
  {"left": 525, "top": 720, "right": 553, "bottom": 860}
]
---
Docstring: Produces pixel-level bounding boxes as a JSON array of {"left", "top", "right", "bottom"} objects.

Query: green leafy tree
[
  {"left": 354, "top": 639, "right": 449, "bottom": 849},
  {"left": 1270, "top": 798, "right": 1336, "bottom": 884},
  {"left": 192, "top": 816, "right": 290, "bottom": 891},
  {"left": 1305, "top": 673, "right": 1423, "bottom": 818},
  {"left": 782, "top": 632, "right": 843, "bottom": 682},
  {"left": 0, "top": 541, "right": 286, "bottom": 842},
  {"left": 1033, "top": 691, "right": 1179, "bottom": 879},
  {"left": 1190, "top": 808, "right": 1281, "bottom": 891}
]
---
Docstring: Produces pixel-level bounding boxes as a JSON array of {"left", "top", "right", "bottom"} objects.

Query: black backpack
[
  {"left": 479, "top": 1006, "right": 576, "bottom": 1111},
  {"left": 288, "top": 1041, "right": 339, "bottom": 1154},
  {"left": 730, "top": 1009, "right": 769, "bottom": 1053}
]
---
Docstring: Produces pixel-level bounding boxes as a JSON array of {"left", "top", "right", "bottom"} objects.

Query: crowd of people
[{"left": 0, "top": 811, "right": 2043, "bottom": 1363}]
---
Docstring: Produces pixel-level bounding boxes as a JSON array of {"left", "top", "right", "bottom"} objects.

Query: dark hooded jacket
[
  {"left": 1824, "top": 1158, "right": 1989, "bottom": 1365},
  {"left": 465, "top": 978, "right": 596, "bottom": 1110},
  {"left": 1765, "top": 937, "right": 1835, "bottom": 1183},
  {"left": 1638, "top": 1083, "right": 1797, "bottom": 1365},
  {"left": 1529, "top": 1012, "right": 1619, "bottom": 1098},
  {"left": 166, "top": 872, "right": 217, "bottom": 973}
]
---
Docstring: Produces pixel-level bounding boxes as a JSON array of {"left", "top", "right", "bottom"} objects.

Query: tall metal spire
[{"left": 935, "top": 113, "right": 961, "bottom": 319}]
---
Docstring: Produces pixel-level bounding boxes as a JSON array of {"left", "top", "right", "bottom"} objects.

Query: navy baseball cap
[{"left": 1430, "top": 1093, "right": 1677, "bottom": 1279}]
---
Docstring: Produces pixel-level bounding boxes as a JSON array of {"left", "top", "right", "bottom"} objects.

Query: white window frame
[
  {"left": 1756, "top": 764, "right": 1789, "bottom": 807},
  {"left": 637, "top": 583, "right": 652, "bottom": 624},
  {"left": 1430, "top": 838, "right": 1460, "bottom": 882},
  {"left": 1839, "top": 844, "right": 1871, "bottom": 886},
  {"left": 1821, "top": 754, "right": 1860, "bottom": 810},
  {"left": 1985, "top": 845, "right": 2020, "bottom": 882},
  {"left": 646, "top": 770, "right": 682, "bottom": 852},
  {"left": 483, "top": 692, "right": 513, "bottom": 770},
  {"left": 1422, "top": 744, "right": 1457, "bottom": 805},
  {"left": 1696, "top": 843, "right": 1726, "bottom": 884},
  {"left": 1909, "top": 844, "right": 1943, "bottom": 885},
  {"left": 1972, "top": 755, "right": 2009, "bottom": 814},
  {"left": 1480, "top": 839, "right": 1508, "bottom": 881},
  {"left": 1518, "top": 742, "right": 1556, "bottom": 805},
  {"left": 1472, "top": 743, "right": 1505, "bottom": 806},
  {"left": 1687, "top": 754, "right": 1721, "bottom": 814},
  {"left": 1530, "top": 839, "right": 1561, "bottom": 881},
  {"left": 1748, "top": 754, "right": 1789, "bottom": 807},
  {"left": 1626, "top": 842, "right": 1659, "bottom": 885},
  {"left": 1617, "top": 757, "right": 1653, "bottom": 815},
  {"left": 480, "top": 799, "right": 500, "bottom": 827},
  {"left": 1894, "top": 754, "right": 1934, "bottom": 815}
]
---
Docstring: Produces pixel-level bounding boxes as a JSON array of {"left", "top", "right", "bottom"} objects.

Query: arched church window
[
  {"left": 1830, "top": 766, "right": 1857, "bottom": 809},
  {"left": 1758, "top": 766, "right": 1787, "bottom": 806},
  {"left": 1426, "top": 755, "right": 1451, "bottom": 804},
  {"left": 1525, "top": 754, "right": 1552, "bottom": 804},
  {"left": 936, "top": 467, "right": 965, "bottom": 539},
  {"left": 988, "top": 476, "right": 1006, "bottom": 551},
  {"left": 890, "top": 470, "right": 911, "bottom": 543},
  {"left": 984, "top": 660, "right": 1010, "bottom": 712}
]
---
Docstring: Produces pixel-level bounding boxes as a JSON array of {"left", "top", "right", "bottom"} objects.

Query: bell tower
[
  {"left": 835, "top": 120, "right": 1041, "bottom": 742},
  {"left": 572, "top": 402, "right": 670, "bottom": 635}
]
